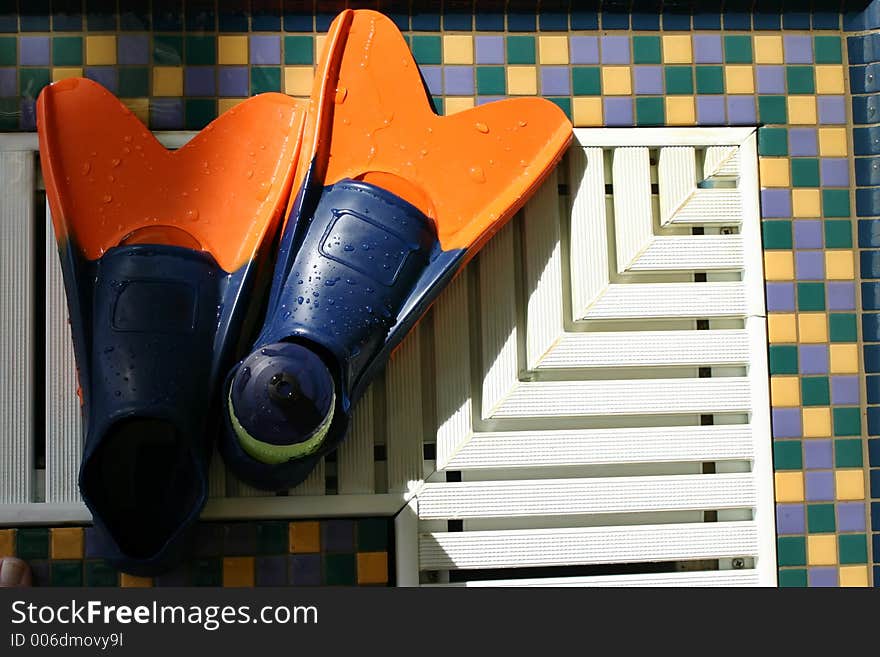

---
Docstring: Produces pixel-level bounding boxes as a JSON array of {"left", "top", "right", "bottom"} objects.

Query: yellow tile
[
  {"left": 802, "top": 407, "right": 831, "bottom": 438},
  {"left": 775, "top": 472, "right": 804, "bottom": 502},
  {"left": 759, "top": 157, "right": 790, "bottom": 187},
  {"left": 825, "top": 250, "right": 854, "bottom": 280},
  {"left": 86, "top": 35, "right": 116, "bottom": 66},
  {"left": 444, "top": 97, "right": 474, "bottom": 114},
  {"left": 218, "top": 35, "right": 248, "bottom": 65},
  {"left": 753, "top": 35, "right": 783, "bottom": 64},
  {"left": 284, "top": 66, "right": 314, "bottom": 96},
  {"left": 839, "top": 565, "right": 869, "bottom": 587},
  {"left": 835, "top": 470, "right": 865, "bottom": 500},
  {"left": 507, "top": 66, "right": 538, "bottom": 95},
  {"left": 120, "top": 574, "right": 152, "bottom": 587},
  {"left": 538, "top": 35, "right": 569, "bottom": 65},
  {"left": 357, "top": 552, "right": 389, "bottom": 585},
  {"left": 120, "top": 98, "right": 149, "bottom": 126},
  {"left": 218, "top": 98, "right": 245, "bottom": 114},
  {"left": 818, "top": 127, "right": 848, "bottom": 157},
  {"left": 662, "top": 35, "right": 692, "bottom": 63},
  {"left": 665, "top": 96, "right": 695, "bottom": 125},
  {"left": 763, "top": 251, "right": 794, "bottom": 280},
  {"left": 807, "top": 535, "right": 837, "bottom": 566},
  {"left": 50, "top": 527, "right": 83, "bottom": 560},
  {"left": 572, "top": 97, "right": 602, "bottom": 127},
  {"left": 223, "top": 557, "right": 255, "bottom": 587},
  {"left": 792, "top": 189, "right": 822, "bottom": 218},
  {"left": 725, "top": 65, "right": 754, "bottom": 94},
  {"left": 289, "top": 521, "right": 320, "bottom": 553},
  {"left": 52, "top": 67, "right": 82, "bottom": 82},
  {"left": 830, "top": 344, "right": 859, "bottom": 374},
  {"left": 601, "top": 66, "right": 631, "bottom": 95},
  {"left": 815, "top": 65, "right": 845, "bottom": 94},
  {"left": 768, "top": 313, "right": 797, "bottom": 343},
  {"left": 314, "top": 35, "right": 327, "bottom": 61},
  {"left": 788, "top": 96, "right": 817, "bottom": 125},
  {"left": 798, "top": 313, "right": 828, "bottom": 343},
  {"left": 771, "top": 376, "right": 800, "bottom": 406},
  {"left": 443, "top": 35, "right": 473, "bottom": 65},
  {"left": 152, "top": 67, "right": 183, "bottom": 96},
  {"left": 0, "top": 529, "right": 13, "bottom": 557}
]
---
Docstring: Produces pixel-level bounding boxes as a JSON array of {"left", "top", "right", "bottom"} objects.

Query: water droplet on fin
[
  {"left": 469, "top": 166, "right": 486, "bottom": 183},
  {"left": 475, "top": 122, "right": 489, "bottom": 133},
  {"left": 80, "top": 162, "right": 91, "bottom": 175}
]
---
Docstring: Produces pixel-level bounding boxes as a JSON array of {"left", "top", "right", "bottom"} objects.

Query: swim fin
[
  {"left": 37, "top": 78, "right": 305, "bottom": 574},
  {"left": 220, "top": 9, "right": 572, "bottom": 491}
]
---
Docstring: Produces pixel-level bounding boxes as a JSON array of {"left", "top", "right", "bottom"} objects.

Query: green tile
[
  {"left": 777, "top": 536, "right": 806, "bottom": 567},
  {"left": 0, "top": 98, "right": 17, "bottom": 129},
  {"left": 118, "top": 67, "right": 149, "bottom": 97},
  {"left": 0, "top": 37, "right": 15, "bottom": 65},
  {"left": 357, "top": 519, "right": 389, "bottom": 552},
  {"left": 791, "top": 158, "right": 820, "bottom": 188},
  {"left": 548, "top": 97, "right": 571, "bottom": 120},
  {"left": 16, "top": 528, "right": 49, "bottom": 560},
  {"left": 251, "top": 66, "right": 281, "bottom": 94},
  {"left": 664, "top": 65, "right": 693, "bottom": 94},
  {"left": 51, "top": 561, "right": 83, "bottom": 587},
  {"left": 694, "top": 65, "right": 723, "bottom": 94},
  {"left": 723, "top": 35, "right": 753, "bottom": 63},
  {"left": 506, "top": 35, "right": 535, "bottom": 65},
  {"left": 758, "top": 95, "right": 787, "bottom": 124},
  {"left": 801, "top": 376, "right": 830, "bottom": 406},
  {"left": 769, "top": 345, "right": 798, "bottom": 374},
  {"left": 432, "top": 96, "right": 442, "bottom": 115},
  {"left": 636, "top": 97, "right": 664, "bottom": 126},
  {"left": 806, "top": 503, "right": 836, "bottom": 533},
  {"left": 823, "top": 190, "right": 851, "bottom": 218},
  {"left": 834, "top": 439, "right": 863, "bottom": 467},
  {"left": 572, "top": 66, "right": 600, "bottom": 95},
  {"left": 633, "top": 35, "right": 661, "bottom": 64},
  {"left": 256, "top": 521, "right": 288, "bottom": 555},
  {"left": 813, "top": 36, "right": 842, "bottom": 64},
  {"left": 476, "top": 66, "right": 505, "bottom": 95},
  {"left": 411, "top": 35, "right": 441, "bottom": 65},
  {"left": 774, "top": 440, "right": 802, "bottom": 470},
  {"left": 84, "top": 560, "right": 118, "bottom": 587},
  {"left": 185, "top": 35, "right": 215, "bottom": 65},
  {"left": 829, "top": 314, "right": 858, "bottom": 343},
  {"left": 797, "top": 282, "right": 825, "bottom": 312},
  {"left": 284, "top": 35, "right": 313, "bottom": 65},
  {"left": 833, "top": 406, "right": 861, "bottom": 436},
  {"left": 19, "top": 68, "right": 50, "bottom": 99},
  {"left": 758, "top": 127, "right": 788, "bottom": 156},
  {"left": 778, "top": 568, "right": 807, "bottom": 587},
  {"left": 786, "top": 66, "right": 815, "bottom": 94},
  {"left": 192, "top": 558, "right": 222, "bottom": 586},
  {"left": 153, "top": 34, "right": 183, "bottom": 66},
  {"left": 838, "top": 534, "right": 868, "bottom": 565},
  {"left": 324, "top": 554, "right": 356, "bottom": 586},
  {"left": 824, "top": 220, "right": 852, "bottom": 248},
  {"left": 52, "top": 36, "right": 82, "bottom": 66},
  {"left": 762, "top": 220, "right": 792, "bottom": 249},
  {"left": 185, "top": 98, "right": 215, "bottom": 130}
]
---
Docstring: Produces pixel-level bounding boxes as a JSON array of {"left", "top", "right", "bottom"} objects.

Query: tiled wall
[{"left": 1, "top": 2, "right": 877, "bottom": 586}]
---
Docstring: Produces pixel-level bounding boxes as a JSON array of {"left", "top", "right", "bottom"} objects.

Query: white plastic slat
[
  {"left": 207, "top": 447, "right": 226, "bottom": 498},
  {"left": 658, "top": 146, "right": 696, "bottom": 226},
  {"left": 582, "top": 282, "right": 746, "bottom": 320},
  {"left": 418, "top": 473, "right": 756, "bottom": 519},
  {"left": 628, "top": 235, "right": 743, "bottom": 271},
  {"left": 704, "top": 146, "right": 739, "bottom": 178},
  {"left": 290, "top": 458, "right": 325, "bottom": 496},
  {"left": 419, "top": 521, "right": 758, "bottom": 570},
  {"left": 612, "top": 147, "right": 653, "bottom": 272},
  {"left": 0, "top": 151, "right": 34, "bottom": 504},
  {"left": 490, "top": 377, "right": 751, "bottom": 419},
  {"left": 442, "top": 425, "right": 754, "bottom": 471},
  {"left": 667, "top": 189, "right": 742, "bottom": 225},
  {"left": 44, "top": 206, "right": 82, "bottom": 503},
  {"left": 386, "top": 326, "right": 424, "bottom": 494},
  {"left": 433, "top": 569, "right": 760, "bottom": 587},
  {"left": 535, "top": 328, "right": 749, "bottom": 368},
  {"left": 568, "top": 147, "right": 608, "bottom": 319},
  {"left": 336, "top": 386, "right": 375, "bottom": 494}
]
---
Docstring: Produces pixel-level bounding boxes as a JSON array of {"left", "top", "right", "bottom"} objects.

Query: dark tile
[{"left": 322, "top": 519, "right": 354, "bottom": 552}]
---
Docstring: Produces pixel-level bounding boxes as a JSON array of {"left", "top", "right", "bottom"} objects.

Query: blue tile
[
  {"left": 782, "top": 11, "right": 811, "bottom": 29},
  {"left": 847, "top": 34, "right": 880, "bottom": 65},
  {"left": 692, "top": 13, "right": 721, "bottom": 29},
  {"left": 864, "top": 283, "right": 880, "bottom": 311},
  {"left": 185, "top": 1, "right": 215, "bottom": 31},
  {"left": 218, "top": 4, "right": 248, "bottom": 32},
  {"left": 869, "top": 407, "right": 880, "bottom": 435},
  {"left": 862, "top": 312, "right": 880, "bottom": 341},
  {"left": 857, "top": 188, "right": 880, "bottom": 218},
  {"left": 631, "top": 12, "right": 660, "bottom": 30},
  {"left": 812, "top": 11, "right": 840, "bottom": 30},
  {"left": 859, "top": 221, "right": 880, "bottom": 250},
  {"left": 601, "top": 12, "right": 629, "bottom": 29},
  {"left": 869, "top": 376, "right": 880, "bottom": 404},
  {"left": 539, "top": 12, "right": 569, "bottom": 31},
  {"left": 315, "top": 12, "right": 332, "bottom": 31},
  {"left": 571, "top": 9, "right": 599, "bottom": 30},
  {"left": 283, "top": 12, "right": 313, "bottom": 32},
  {"left": 872, "top": 502, "right": 880, "bottom": 529},
  {"left": 21, "top": 0, "right": 50, "bottom": 32},
  {"left": 723, "top": 12, "right": 751, "bottom": 30},
  {"left": 873, "top": 536, "right": 880, "bottom": 562},
  {"left": 444, "top": 13, "right": 473, "bottom": 30},
  {"left": 411, "top": 11, "right": 441, "bottom": 31},
  {"left": 872, "top": 468, "right": 880, "bottom": 497},
  {"left": 857, "top": 159, "right": 880, "bottom": 187},
  {"left": 53, "top": 0, "right": 83, "bottom": 31},
  {"left": 86, "top": 0, "right": 116, "bottom": 30},
  {"left": 753, "top": 12, "right": 781, "bottom": 29},
  {"left": 662, "top": 12, "right": 691, "bottom": 30},
  {"left": 863, "top": 251, "right": 880, "bottom": 279},
  {"left": 870, "top": 438, "right": 880, "bottom": 464},
  {"left": 867, "top": 344, "right": 880, "bottom": 372},
  {"left": 119, "top": 0, "right": 149, "bottom": 30},
  {"left": 853, "top": 96, "right": 878, "bottom": 125},
  {"left": 388, "top": 13, "right": 409, "bottom": 31},
  {"left": 152, "top": 0, "right": 183, "bottom": 31},
  {"left": 854, "top": 127, "right": 880, "bottom": 157},
  {"left": 475, "top": 12, "right": 504, "bottom": 30},
  {"left": 252, "top": 11, "right": 281, "bottom": 32},
  {"left": 507, "top": 12, "right": 536, "bottom": 31},
  {"left": 851, "top": 64, "right": 880, "bottom": 94},
  {"left": 845, "top": 0, "right": 880, "bottom": 31}
]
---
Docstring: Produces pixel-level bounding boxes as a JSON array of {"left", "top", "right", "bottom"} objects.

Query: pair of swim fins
[{"left": 38, "top": 9, "right": 572, "bottom": 575}]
